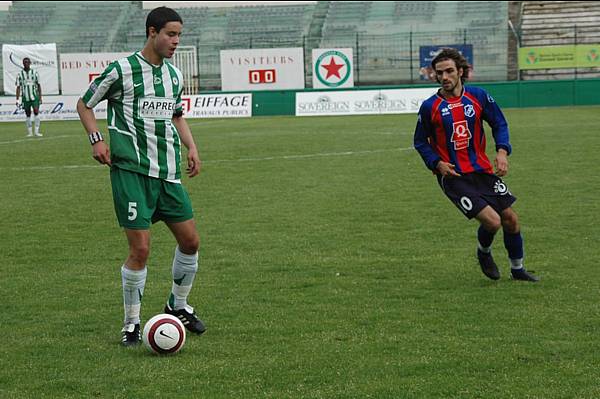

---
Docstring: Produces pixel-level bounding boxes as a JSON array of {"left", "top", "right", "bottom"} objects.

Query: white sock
[
  {"left": 478, "top": 243, "right": 492, "bottom": 254},
  {"left": 510, "top": 258, "right": 524, "bottom": 270},
  {"left": 169, "top": 246, "right": 198, "bottom": 310},
  {"left": 34, "top": 115, "right": 40, "bottom": 134},
  {"left": 26, "top": 117, "right": 32, "bottom": 134},
  {"left": 121, "top": 265, "right": 147, "bottom": 325}
]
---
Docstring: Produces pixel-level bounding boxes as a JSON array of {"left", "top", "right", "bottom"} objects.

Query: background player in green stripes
[
  {"left": 15, "top": 57, "right": 42, "bottom": 137},
  {"left": 76, "top": 7, "right": 206, "bottom": 346}
]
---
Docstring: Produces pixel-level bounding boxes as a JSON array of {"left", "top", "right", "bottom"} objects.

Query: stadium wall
[
  {"left": 246, "top": 79, "right": 600, "bottom": 116},
  {"left": 2, "top": 79, "right": 599, "bottom": 122}
]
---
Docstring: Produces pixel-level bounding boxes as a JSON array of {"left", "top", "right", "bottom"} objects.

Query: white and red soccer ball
[{"left": 142, "top": 314, "right": 186, "bottom": 354}]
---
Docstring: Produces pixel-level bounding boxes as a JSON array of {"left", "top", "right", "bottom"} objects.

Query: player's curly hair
[
  {"left": 146, "top": 6, "right": 182, "bottom": 38},
  {"left": 431, "top": 48, "right": 470, "bottom": 83}
]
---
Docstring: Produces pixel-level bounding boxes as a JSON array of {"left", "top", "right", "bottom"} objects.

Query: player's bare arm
[
  {"left": 76, "top": 98, "right": 111, "bottom": 166},
  {"left": 37, "top": 83, "right": 42, "bottom": 104},
  {"left": 494, "top": 148, "right": 508, "bottom": 177},
  {"left": 172, "top": 115, "right": 200, "bottom": 177}
]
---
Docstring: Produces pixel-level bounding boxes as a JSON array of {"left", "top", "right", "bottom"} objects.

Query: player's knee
[
  {"left": 479, "top": 208, "right": 502, "bottom": 231},
  {"left": 129, "top": 244, "right": 150, "bottom": 264},
  {"left": 482, "top": 215, "right": 502, "bottom": 232},
  {"left": 501, "top": 212, "right": 520, "bottom": 233},
  {"left": 179, "top": 234, "right": 200, "bottom": 254}
]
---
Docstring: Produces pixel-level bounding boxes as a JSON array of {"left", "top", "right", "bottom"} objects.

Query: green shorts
[
  {"left": 22, "top": 99, "right": 40, "bottom": 112},
  {"left": 110, "top": 167, "right": 194, "bottom": 229}
]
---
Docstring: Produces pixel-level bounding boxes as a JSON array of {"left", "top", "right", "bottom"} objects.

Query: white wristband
[{"left": 88, "top": 131, "right": 104, "bottom": 145}]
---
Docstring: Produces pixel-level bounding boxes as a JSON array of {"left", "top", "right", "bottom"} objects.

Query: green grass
[{"left": 1, "top": 107, "right": 600, "bottom": 398}]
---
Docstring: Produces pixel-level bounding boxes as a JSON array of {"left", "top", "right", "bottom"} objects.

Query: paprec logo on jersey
[
  {"left": 314, "top": 50, "right": 351, "bottom": 88},
  {"left": 138, "top": 96, "right": 175, "bottom": 120}
]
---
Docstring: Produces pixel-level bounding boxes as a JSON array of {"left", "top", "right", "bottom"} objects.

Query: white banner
[
  {"left": 60, "top": 52, "right": 130, "bottom": 95},
  {"left": 2, "top": 43, "right": 59, "bottom": 95},
  {"left": 0, "top": 93, "right": 252, "bottom": 122},
  {"left": 0, "top": 95, "right": 106, "bottom": 122},
  {"left": 220, "top": 48, "right": 304, "bottom": 91},
  {"left": 183, "top": 93, "right": 252, "bottom": 118},
  {"left": 295, "top": 88, "right": 438, "bottom": 116},
  {"left": 312, "top": 48, "right": 354, "bottom": 89}
]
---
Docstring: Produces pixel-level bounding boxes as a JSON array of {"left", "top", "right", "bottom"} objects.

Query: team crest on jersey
[
  {"left": 172, "top": 77, "right": 178, "bottom": 85},
  {"left": 451, "top": 120, "right": 472, "bottom": 150},
  {"left": 464, "top": 104, "right": 475, "bottom": 118},
  {"left": 441, "top": 107, "right": 450, "bottom": 116},
  {"left": 154, "top": 76, "right": 162, "bottom": 85},
  {"left": 487, "top": 94, "right": 495, "bottom": 103}
]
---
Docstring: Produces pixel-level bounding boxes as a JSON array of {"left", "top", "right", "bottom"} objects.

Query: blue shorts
[{"left": 437, "top": 172, "right": 517, "bottom": 219}]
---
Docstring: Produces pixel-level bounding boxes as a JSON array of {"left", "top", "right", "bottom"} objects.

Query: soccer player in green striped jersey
[
  {"left": 15, "top": 57, "right": 43, "bottom": 137},
  {"left": 77, "top": 7, "right": 206, "bottom": 346}
]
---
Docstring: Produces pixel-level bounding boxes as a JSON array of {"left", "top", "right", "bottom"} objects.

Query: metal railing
[{"left": 3, "top": 25, "right": 600, "bottom": 94}]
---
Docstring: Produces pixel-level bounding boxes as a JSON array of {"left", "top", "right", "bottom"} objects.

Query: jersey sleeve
[
  {"left": 81, "top": 62, "right": 120, "bottom": 109},
  {"left": 174, "top": 70, "right": 184, "bottom": 116},
  {"left": 35, "top": 71, "right": 40, "bottom": 85},
  {"left": 15, "top": 73, "right": 21, "bottom": 88},
  {"left": 174, "top": 86, "right": 184, "bottom": 115},
  {"left": 481, "top": 91, "right": 512, "bottom": 155},
  {"left": 413, "top": 103, "right": 441, "bottom": 171}
]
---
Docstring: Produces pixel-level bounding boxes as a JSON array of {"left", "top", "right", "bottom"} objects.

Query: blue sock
[
  {"left": 477, "top": 225, "right": 496, "bottom": 253},
  {"left": 503, "top": 230, "right": 524, "bottom": 268}
]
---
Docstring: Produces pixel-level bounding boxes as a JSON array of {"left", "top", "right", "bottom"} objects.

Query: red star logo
[{"left": 321, "top": 57, "right": 344, "bottom": 79}]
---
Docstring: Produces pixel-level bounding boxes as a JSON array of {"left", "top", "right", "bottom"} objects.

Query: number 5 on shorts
[{"left": 128, "top": 202, "right": 138, "bottom": 221}]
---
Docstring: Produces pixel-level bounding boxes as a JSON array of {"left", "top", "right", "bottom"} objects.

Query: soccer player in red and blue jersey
[{"left": 414, "top": 48, "right": 539, "bottom": 282}]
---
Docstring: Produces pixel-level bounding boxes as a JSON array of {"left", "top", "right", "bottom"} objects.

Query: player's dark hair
[
  {"left": 23, "top": 57, "right": 30, "bottom": 62},
  {"left": 431, "top": 48, "right": 470, "bottom": 83},
  {"left": 146, "top": 7, "right": 182, "bottom": 38}
]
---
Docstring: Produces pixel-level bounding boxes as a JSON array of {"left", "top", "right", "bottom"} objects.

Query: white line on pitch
[
  {"left": 0, "top": 135, "right": 75, "bottom": 145},
  {"left": 5, "top": 164, "right": 104, "bottom": 171},
  {"left": 2, "top": 147, "right": 414, "bottom": 171},
  {"left": 206, "top": 147, "right": 414, "bottom": 163}
]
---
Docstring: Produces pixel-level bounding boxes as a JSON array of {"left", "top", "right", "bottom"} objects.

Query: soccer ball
[{"left": 142, "top": 314, "right": 186, "bottom": 354}]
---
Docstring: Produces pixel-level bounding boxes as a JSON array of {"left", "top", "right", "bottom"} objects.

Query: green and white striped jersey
[
  {"left": 16, "top": 69, "right": 40, "bottom": 102},
  {"left": 82, "top": 52, "right": 185, "bottom": 180}
]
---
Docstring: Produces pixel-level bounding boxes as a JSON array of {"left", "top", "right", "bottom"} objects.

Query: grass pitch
[{"left": 1, "top": 106, "right": 599, "bottom": 398}]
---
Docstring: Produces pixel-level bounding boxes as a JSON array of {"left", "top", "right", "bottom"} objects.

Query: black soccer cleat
[
  {"left": 511, "top": 268, "right": 540, "bottom": 282},
  {"left": 477, "top": 249, "right": 500, "bottom": 280},
  {"left": 164, "top": 303, "right": 206, "bottom": 335},
  {"left": 121, "top": 323, "right": 141, "bottom": 347}
]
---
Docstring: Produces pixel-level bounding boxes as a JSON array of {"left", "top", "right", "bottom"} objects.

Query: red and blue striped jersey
[{"left": 413, "top": 86, "right": 511, "bottom": 174}]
